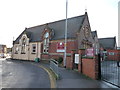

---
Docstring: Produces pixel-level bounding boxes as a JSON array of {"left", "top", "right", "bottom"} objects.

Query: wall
[
  {"left": 107, "top": 49, "right": 120, "bottom": 61},
  {"left": 12, "top": 44, "right": 29, "bottom": 60},
  {"left": 81, "top": 58, "right": 98, "bottom": 79},
  {"left": 78, "top": 13, "right": 94, "bottom": 49},
  {"left": 29, "top": 42, "right": 38, "bottom": 61},
  {"left": 66, "top": 49, "right": 99, "bottom": 80},
  {"left": 12, "top": 41, "right": 41, "bottom": 61},
  {"left": 41, "top": 39, "right": 77, "bottom": 60},
  {"left": 66, "top": 56, "right": 72, "bottom": 69},
  {"left": 49, "top": 39, "right": 77, "bottom": 53}
]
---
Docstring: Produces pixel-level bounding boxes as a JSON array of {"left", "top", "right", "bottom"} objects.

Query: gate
[{"left": 100, "top": 51, "right": 120, "bottom": 87}]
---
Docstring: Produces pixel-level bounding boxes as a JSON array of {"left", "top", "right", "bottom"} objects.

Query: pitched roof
[
  {"left": 98, "top": 37, "right": 116, "bottom": 49},
  {"left": 14, "top": 14, "right": 86, "bottom": 44},
  {"left": 91, "top": 31, "right": 98, "bottom": 39}
]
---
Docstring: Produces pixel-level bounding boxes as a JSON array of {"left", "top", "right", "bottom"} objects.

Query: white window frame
[
  {"left": 15, "top": 46, "right": 19, "bottom": 54},
  {"left": 43, "top": 32, "right": 49, "bottom": 53},
  {"left": 21, "top": 37, "right": 26, "bottom": 54},
  {"left": 32, "top": 44, "right": 36, "bottom": 54}
]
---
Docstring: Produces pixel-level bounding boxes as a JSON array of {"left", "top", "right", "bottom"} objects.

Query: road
[{"left": 1, "top": 59, "right": 51, "bottom": 88}]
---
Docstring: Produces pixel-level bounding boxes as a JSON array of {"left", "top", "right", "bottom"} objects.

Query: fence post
[
  {"left": 70, "top": 50, "right": 76, "bottom": 69},
  {"left": 97, "top": 53, "right": 101, "bottom": 80},
  {"left": 78, "top": 49, "right": 85, "bottom": 73}
]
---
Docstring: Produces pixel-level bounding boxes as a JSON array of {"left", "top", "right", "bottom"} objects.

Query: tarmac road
[{"left": 2, "top": 59, "right": 51, "bottom": 88}]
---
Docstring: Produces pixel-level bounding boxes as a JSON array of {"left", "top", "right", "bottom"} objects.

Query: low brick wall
[
  {"left": 107, "top": 50, "right": 120, "bottom": 61},
  {"left": 65, "top": 49, "right": 99, "bottom": 80},
  {"left": 66, "top": 56, "right": 73, "bottom": 69},
  {"left": 49, "top": 55, "right": 63, "bottom": 60},
  {"left": 82, "top": 58, "right": 98, "bottom": 79},
  {"left": 41, "top": 54, "right": 49, "bottom": 60}
]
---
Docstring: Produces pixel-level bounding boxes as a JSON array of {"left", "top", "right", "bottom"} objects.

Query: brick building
[
  {"left": 12, "top": 12, "right": 98, "bottom": 62},
  {"left": 98, "top": 37, "right": 120, "bottom": 61}
]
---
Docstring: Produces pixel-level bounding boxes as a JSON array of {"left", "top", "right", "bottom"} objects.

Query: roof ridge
[
  {"left": 27, "top": 14, "right": 85, "bottom": 29},
  {"left": 98, "top": 37, "right": 115, "bottom": 39}
]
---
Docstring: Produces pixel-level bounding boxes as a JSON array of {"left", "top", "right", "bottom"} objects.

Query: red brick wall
[
  {"left": 66, "top": 41, "right": 77, "bottom": 53},
  {"left": 66, "top": 56, "right": 72, "bottom": 69},
  {"left": 66, "top": 50, "right": 77, "bottom": 69},
  {"left": 107, "top": 50, "right": 120, "bottom": 61},
  {"left": 65, "top": 49, "right": 99, "bottom": 80},
  {"left": 49, "top": 55, "right": 63, "bottom": 60},
  {"left": 41, "top": 40, "right": 77, "bottom": 60},
  {"left": 78, "top": 49, "right": 85, "bottom": 73},
  {"left": 49, "top": 40, "right": 77, "bottom": 53},
  {"left": 82, "top": 58, "right": 97, "bottom": 79},
  {"left": 41, "top": 54, "right": 49, "bottom": 60},
  {"left": 49, "top": 42, "right": 57, "bottom": 53}
]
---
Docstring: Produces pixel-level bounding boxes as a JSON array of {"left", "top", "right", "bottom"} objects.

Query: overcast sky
[{"left": 0, "top": 0, "right": 119, "bottom": 48}]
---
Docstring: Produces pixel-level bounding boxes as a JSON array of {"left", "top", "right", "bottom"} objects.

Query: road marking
[
  {"left": 0, "top": 58, "right": 6, "bottom": 61},
  {"left": 7, "top": 62, "right": 12, "bottom": 64},
  {"left": 31, "top": 63, "right": 56, "bottom": 88}
]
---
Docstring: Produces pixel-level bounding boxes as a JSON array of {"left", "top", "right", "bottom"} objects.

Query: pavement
[
  {"left": 40, "top": 61, "right": 120, "bottom": 89},
  {"left": 56, "top": 67, "right": 119, "bottom": 89}
]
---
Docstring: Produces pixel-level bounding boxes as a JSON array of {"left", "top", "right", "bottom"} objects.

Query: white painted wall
[
  {"left": 12, "top": 42, "right": 42, "bottom": 61},
  {"left": 12, "top": 33, "right": 42, "bottom": 60}
]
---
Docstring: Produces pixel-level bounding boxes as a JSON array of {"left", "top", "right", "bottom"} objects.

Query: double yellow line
[{"left": 31, "top": 63, "right": 56, "bottom": 88}]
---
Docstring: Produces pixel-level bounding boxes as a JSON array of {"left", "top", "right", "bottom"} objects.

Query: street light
[{"left": 63, "top": 0, "right": 68, "bottom": 67}]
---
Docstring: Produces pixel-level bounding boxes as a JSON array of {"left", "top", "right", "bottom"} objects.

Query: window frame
[
  {"left": 21, "top": 37, "right": 26, "bottom": 54},
  {"left": 32, "top": 44, "right": 36, "bottom": 54},
  {"left": 43, "top": 32, "right": 49, "bottom": 54},
  {"left": 15, "top": 46, "right": 19, "bottom": 54}
]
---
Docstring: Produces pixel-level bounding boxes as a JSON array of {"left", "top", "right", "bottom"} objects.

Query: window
[
  {"left": 43, "top": 32, "right": 49, "bottom": 53},
  {"left": 109, "top": 52, "right": 115, "bottom": 55},
  {"left": 21, "top": 37, "right": 26, "bottom": 54},
  {"left": 83, "top": 41, "right": 92, "bottom": 49},
  {"left": 15, "top": 46, "right": 19, "bottom": 54},
  {"left": 32, "top": 44, "right": 36, "bottom": 54}
]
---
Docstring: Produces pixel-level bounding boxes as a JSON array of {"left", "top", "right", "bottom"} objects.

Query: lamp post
[{"left": 64, "top": 0, "right": 68, "bottom": 67}]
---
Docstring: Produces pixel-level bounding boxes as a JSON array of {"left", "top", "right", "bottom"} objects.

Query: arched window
[
  {"left": 15, "top": 46, "right": 19, "bottom": 54},
  {"left": 21, "top": 37, "right": 26, "bottom": 54},
  {"left": 43, "top": 32, "right": 49, "bottom": 53}
]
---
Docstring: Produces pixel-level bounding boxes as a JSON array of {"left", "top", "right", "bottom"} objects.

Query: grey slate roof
[
  {"left": 14, "top": 14, "right": 86, "bottom": 44},
  {"left": 98, "top": 37, "right": 116, "bottom": 49},
  {"left": 91, "top": 31, "right": 97, "bottom": 39}
]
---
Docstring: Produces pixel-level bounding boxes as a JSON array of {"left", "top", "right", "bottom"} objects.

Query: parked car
[{"left": 0, "top": 54, "right": 6, "bottom": 58}]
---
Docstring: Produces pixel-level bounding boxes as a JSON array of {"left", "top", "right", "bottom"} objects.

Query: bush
[{"left": 58, "top": 57, "right": 63, "bottom": 64}]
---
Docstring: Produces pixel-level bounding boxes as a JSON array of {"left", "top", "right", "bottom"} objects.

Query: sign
[
  {"left": 57, "top": 42, "right": 65, "bottom": 52},
  {"left": 86, "top": 48, "right": 94, "bottom": 57},
  {"left": 103, "top": 51, "right": 107, "bottom": 53},
  {"left": 109, "top": 52, "right": 115, "bottom": 55},
  {"left": 75, "top": 54, "right": 79, "bottom": 64}
]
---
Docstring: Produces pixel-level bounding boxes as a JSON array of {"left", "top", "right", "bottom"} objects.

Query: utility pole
[
  {"left": 118, "top": 1, "right": 120, "bottom": 48},
  {"left": 64, "top": 0, "right": 68, "bottom": 67}
]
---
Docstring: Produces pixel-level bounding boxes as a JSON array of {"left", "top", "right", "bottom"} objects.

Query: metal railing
[{"left": 50, "top": 59, "right": 59, "bottom": 78}]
